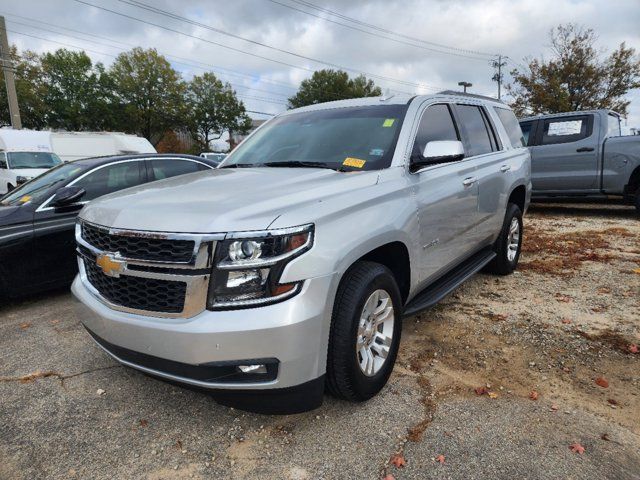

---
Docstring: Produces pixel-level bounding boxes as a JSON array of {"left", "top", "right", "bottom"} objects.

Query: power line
[
  {"left": 265, "top": 0, "right": 492, "bottom": 61},
  {"left": 287, "top": 0, "right": 499, "bottom": 58},
  {"left": 83, "top": 0, "right": 439, "bottom": 92},
  {"left": 3, "top": 28, "right": 289, "bottom": 107},
  {"left": 1, "top": 12, "right": 300, "bottom": 94}
]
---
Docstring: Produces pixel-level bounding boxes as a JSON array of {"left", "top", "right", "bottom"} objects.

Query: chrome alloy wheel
[
  {"left": 356, "top": 289, "right": 394, "bottom": 377},
  {"left": 507, "top": 217, "right": 520, "bottom": 262}
]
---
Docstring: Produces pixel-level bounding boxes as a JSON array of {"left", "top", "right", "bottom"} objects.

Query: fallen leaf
[
  {"left": 19, "top": 322, "right": 31, "bottom": 330},
  {"left": 390, "top": 454, "right": 406, "bottom": 468},
  {"left": 529, "top": 390, "right": 539, "bottom": 401},
  {"left": 595, "top": 377, "right": 609, "bottom": 388},
  {"left": 488, "top": 392, "right": 499, "bottom": 399},
  {"left": 474, "top": 386, "right": 488, "bottom": 396},
  {"left": 629, "top": 344, "right": 639, "bottom": 354},
  {"left": 633, "top": 268, "right": 640, "bottom": 275},
  {"left": 601, "top": 433, "right": 610, "bottom": 442},
  {"left": 139, "top": 419, "right": 149, "bottom": 427},
  {"left": 561, "top": 318, "right": 572, "bottom": 324},
  {"left": 550, "top": 404, "right": 559, "bottom": 411},
  {"left": 383, "top": 475, "right": 396, "bottom": 480},
  {"left": 569, "top": 443, "right": 585, "bottom": 454},
  {"left": 435, "top": 454, "right": 445, "bottom": 464},
  {"left": 607, "top": 398, "right": 618, "bottom": 406}
]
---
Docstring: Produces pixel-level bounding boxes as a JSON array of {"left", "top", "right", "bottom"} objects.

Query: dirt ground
[{"left": 1, "top": 201, "right": 638, "bottom": 480}]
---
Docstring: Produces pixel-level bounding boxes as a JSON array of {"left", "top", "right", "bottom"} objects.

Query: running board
[{"left": 403, "top": 248, "right": 496, "bottom": 318}]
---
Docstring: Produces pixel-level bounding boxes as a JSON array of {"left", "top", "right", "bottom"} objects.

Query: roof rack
[{"left": 438, "top": 90, "right": 504, "bottom": 103}]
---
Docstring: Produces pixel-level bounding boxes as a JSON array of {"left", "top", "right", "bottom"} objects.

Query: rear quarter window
[{"left": 494, "top": 107, "right": 526, "bottom": 147}]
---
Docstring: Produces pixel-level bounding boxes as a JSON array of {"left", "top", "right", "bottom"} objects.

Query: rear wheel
[
  {"left": 635, "top": 189, "right": 640, "bottom": 216},
  {"left": 485, "top": 202, "right": 523, "bottom": 275},
  {"left": 326, "top": 261, "right": 402, "bottom": 401}
]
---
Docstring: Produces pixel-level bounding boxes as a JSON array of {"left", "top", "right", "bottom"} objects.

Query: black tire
[
  {"left": 485, "top": 202, "right": 523, "bottom": 275},
  {"left": 326, "top": 261, "right": 402, "bottom": 401},
  {"left": 635, "top": 190, "right": 640, "bottom": 216}
]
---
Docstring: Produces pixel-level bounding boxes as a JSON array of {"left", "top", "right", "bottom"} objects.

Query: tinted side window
[
  {"left": 495, "top": 107, "right": 525, "bottom": 147},
  {"left": 541, "top": 116, "right": 590, "bottom": 145},
  {"left": 607, "top": 114, "right": 621, "bottom": 137},
  {"left": 519, "top": 122, "right": 533, "bottom": 146},
  {"left": 456, "top": 105, "right": 493, "bottom": 156},
  {"left": 75, "top": 162, "right": 144, "bottom": 201},
  {"left": 412, "top": 104, "right": 459, "bottom": 157},
  {"left": 149, "top": 159, "right": 203, "bottom": 180}
]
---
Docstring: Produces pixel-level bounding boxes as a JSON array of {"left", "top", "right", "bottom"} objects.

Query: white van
[
  {"left": 0, "top": 129, "right": 62, "bottom": 194},
  {"left": 51, "top": 132, "right": 156, "bottom": 162}
]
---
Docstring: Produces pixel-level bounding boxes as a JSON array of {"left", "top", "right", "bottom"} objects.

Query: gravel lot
[{"left": 1, "top": 202, "right": 638, "bottom": 480}]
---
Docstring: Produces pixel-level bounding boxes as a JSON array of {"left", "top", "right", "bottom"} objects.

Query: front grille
[
  {"left": 84, "top": 259, "right": 186, "bottom": 313},
  {"left": 81, "top": 223, "right": 195, "bottom": 263}
]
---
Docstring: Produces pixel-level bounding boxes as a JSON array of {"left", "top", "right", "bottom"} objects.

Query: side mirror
[
  {"left": 411, "top": 140, "right": 465, "bottom": 171},
  {"left": 50, "top": 186, "right": 86, "bottom": 207}
]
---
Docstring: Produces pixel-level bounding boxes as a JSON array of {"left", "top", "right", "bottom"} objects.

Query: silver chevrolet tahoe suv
[{"left": 72, "top": 92, "right": 531, "bottom": 414}]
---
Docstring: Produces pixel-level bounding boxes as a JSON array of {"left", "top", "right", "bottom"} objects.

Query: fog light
[{"left": 238, "top": 364, "right": 268, "bottom": 374}]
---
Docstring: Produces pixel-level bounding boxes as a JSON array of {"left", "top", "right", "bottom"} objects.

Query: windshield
[
  {"left": 7, "top": 152, "right": 62, "bottom": 169},
  {"left": 0, "top": 163, "right": 84, "bottom": 206},
  {"left": 224, "top": 104, "right": 408, "bottom": 171}
]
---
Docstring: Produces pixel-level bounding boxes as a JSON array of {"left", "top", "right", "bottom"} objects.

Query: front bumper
[{"left": 71, "top": 272, "right": 335, "bottom": 396}]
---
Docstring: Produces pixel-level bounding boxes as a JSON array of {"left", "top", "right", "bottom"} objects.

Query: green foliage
[
  {"left": 109, "top": 47, "right": 187, "bottom": 143},
  {"left": 288, "top": 69, "right": 382, "bottom": 109},
  {"left": 41, "top": 49, "right": 119, "bottom": 131},
  {"left": 0, "top": 46, "right": 48, "bottom": 129},
  {"left": 508, "top": 24, "right": 640, "bottom": 117},
  {"left": 187, "top": 72, "right": 251, "bottom": 148}
]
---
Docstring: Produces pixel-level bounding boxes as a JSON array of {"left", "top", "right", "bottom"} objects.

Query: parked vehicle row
[
  {"left": 0, "top": 154, "right": 218, "bottom": 298},
  {"left": 71, "top": 92, "right": 531, "bottom": 413},
  {"left": 0, "top": 129, "right": 156, "bottom": 194},
  {"left": 519, "top": 110, "right": 640, "bottom": 213}
]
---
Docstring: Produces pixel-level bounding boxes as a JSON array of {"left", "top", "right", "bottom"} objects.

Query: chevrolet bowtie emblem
[{"left": 96, "top": 253, "right": 126, "bottom": 278}]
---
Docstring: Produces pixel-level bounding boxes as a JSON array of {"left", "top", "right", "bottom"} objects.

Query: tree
[
  {"left": 288, "top": 69, "right": 382, "bottom": 108},
  {"left": 40, "top": 49, "right": 119, "bottom": 131},
  {"left": 507, "top": 24, "right": 640, "bottom": 117},
  {"left": 110, "top": 48, "right": 186, "bottom": 143},
  {"left": 0, "top": 46, "right": 48, "bottom": 129},
  {"left": 187, "top": 72, "right": 251, "bottom": 149}
]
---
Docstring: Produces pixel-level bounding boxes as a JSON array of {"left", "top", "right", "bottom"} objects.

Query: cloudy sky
[{"left": 3, "top": 0, "right": 640, "bottom": 125}]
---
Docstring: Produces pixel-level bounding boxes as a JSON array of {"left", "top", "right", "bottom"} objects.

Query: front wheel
[
  {"left": 485, "top": 202, "right": 523, "bottom": 275},
  {"left": 326, "top": 261, "right": 402, "bottom": 402}
]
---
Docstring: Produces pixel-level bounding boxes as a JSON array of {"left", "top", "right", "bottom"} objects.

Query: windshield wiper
[
  {"left": 262, "top": 161, "right": 343, "bottom": 171},
  {"left": 219, "top": 163, "right": 257, "bottom": 169}
]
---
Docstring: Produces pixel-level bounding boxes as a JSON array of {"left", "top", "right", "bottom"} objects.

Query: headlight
[{"left": 207, "top": 224, "right": 314, "bottom": 309}]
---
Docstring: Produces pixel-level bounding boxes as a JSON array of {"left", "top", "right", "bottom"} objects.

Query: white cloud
[{"left": 3, "top": 0, "right": 640, "bottom": 123}]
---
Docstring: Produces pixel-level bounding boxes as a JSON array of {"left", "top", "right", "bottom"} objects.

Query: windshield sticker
[
  {"left": 547, "top": 120, "right": 582, "bottom": 136},
  {"left": 369, "top": 148, "right": 384, "bottom": 156},
  {"left": 343, "top": 157, "right": 366, "bottom": 168},
  {"left": 19, "top": 195, "right": 32, "bottom": 204},
  {"left": 382, "top": 119, "right": 395, "bottom": 128}
]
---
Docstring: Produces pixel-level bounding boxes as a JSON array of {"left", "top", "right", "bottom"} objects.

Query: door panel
[
  {"left": 0, "top": 207, "right": 36, "bottom": 296},
  {"left": 530, "top": 115, "right": 599, "bottom": 192}
]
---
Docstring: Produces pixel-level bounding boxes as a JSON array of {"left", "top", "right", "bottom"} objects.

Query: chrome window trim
[{"left": 36, "top": 157, "right": 214, "bottom": 213}]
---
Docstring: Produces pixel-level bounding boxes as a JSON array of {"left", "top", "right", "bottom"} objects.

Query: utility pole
[
  {"left": 0, "top": 16, "right": 21, "bottom": 129},
  {"left": 491, "top": 54, "right": 507, "bottom": 100}
]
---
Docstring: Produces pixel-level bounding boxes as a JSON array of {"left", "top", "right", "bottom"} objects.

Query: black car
[{"left": 0, "top": 153, "right": 218, "bottom": 299}]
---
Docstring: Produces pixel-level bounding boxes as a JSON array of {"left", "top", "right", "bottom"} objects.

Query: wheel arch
[{"left": 507, "top": 184, "right": 527, "bottom": 213}]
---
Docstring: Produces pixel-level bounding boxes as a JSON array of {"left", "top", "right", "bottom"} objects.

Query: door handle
[
  {"left": 462, "top": 177, "right": 477, "bottom": 187},
  {"left": 500, "top": 165, "right": 511, "bottom": 173},
  {"left": 576, "top": 147, "right": 595, "bottom": 152}
]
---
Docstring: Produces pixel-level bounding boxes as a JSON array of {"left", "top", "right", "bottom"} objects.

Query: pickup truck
[
  {"left": 519, "top": 110, "right": 640, "bottom": 213},
  {"left": 72, "top": 92, "right": 531, "bottom": 414}
]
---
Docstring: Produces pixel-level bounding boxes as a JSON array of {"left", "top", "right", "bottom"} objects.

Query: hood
[{"left": 80, "top": 167, "right": 380, "bottom": 233}]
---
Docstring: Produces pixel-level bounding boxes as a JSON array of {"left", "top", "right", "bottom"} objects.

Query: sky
[{"left": 2, "top": 0, "right": 640, "bottom": 126}]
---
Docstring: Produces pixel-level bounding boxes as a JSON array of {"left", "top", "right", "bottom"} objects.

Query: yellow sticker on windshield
[
  {"left": 19, "top": 195, "right": 32, "bottom": 204},
  {"left": 343, "top": 157, "right": 366, "bottom": 168},
  {"left": 382, "top": 118, "right": 395, "bottom": 127}
]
